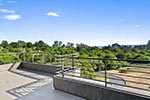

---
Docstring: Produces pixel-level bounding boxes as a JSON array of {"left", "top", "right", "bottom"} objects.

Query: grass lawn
[
  {"left": 128, "top": 67, "right": 150, "bottom": 72},
  {"left": 93, "top": 76, "right": 106, "bottom": 81},
  {"left": 106, "top": 67, "right": 150, "bottom": 95}
]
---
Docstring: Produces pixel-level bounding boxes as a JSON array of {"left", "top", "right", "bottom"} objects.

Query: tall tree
[
  {"left": 52, "top": 41, "right": 62, "bottom": 47},
  {"left": 18, "top": 40, "right": 26, "bottom": 48},
  {"left": 1, "top": 40, "right": 9, "bottom": 48},
  {"left": 34, "top": 40, "right": 47, "bottom": 50},
  {"left": 147, "top": 40, "right": 150, "bottom": 49},
  {"left": 112, "top": 43, "right": 121, "bottom": 48},
  {"left": 10, "top": 42, "right": 19, "bottom": 48},
  {"left": 26, "top": 42, "right": 33, "bottom": 48},
  {"left": 66, "top": 42, "right": 74, "bottom": 48}
]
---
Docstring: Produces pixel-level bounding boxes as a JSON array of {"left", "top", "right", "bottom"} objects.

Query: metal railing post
[
  {"left": 42, "top": 54, "right": 44, "bottom": 64},
  {"left": 54, "top": 56, "right": 150, "bottom": 93},
  {"left": 72, "top": 55, "right": 75, "bottom": 69},
  {"left": 61, "top": 57, "right": 64, "bottom": 77},
  {"left": 54, "top": 56, "right": 56, "bottom": 66},
  {"left": 104, "top": 60, "right": 107, "bottom": 87},
  {"left": 32, "top": 54, "right": 34, "bottom": 63}
]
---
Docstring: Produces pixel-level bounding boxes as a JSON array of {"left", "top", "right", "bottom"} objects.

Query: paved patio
[
  {"left": 0, "top": 71, "right": 34, "bottom": 100},
  {"left": 18, "top": 83, "right": 85, "bottom": 100},
  {"left": 0, "top": 69, "right": 85, "bottom": 100}
]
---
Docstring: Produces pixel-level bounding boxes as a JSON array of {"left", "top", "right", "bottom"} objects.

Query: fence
[{"left": 55, "top": 56, "right": 150, "bottom": 95}]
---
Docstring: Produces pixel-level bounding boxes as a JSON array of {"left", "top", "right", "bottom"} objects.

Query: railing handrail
[
  {"left": 56, "top": 56, "right": 150, "bottom": 62},
  {"left": 55, "top": 55, "right": 150, "bottom": 95}
]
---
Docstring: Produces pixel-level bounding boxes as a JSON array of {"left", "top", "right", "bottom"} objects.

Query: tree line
[{"left": 0, "top": 40, "right": 150, "bottom": 64}]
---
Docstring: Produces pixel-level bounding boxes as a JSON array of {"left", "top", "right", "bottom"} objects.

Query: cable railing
[{"left": 55, "top": 55, "right": 150, "bottom": 96}]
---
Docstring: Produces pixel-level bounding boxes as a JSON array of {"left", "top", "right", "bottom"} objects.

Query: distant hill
[
  {"left": 97, "top": 44, "right": 145, "bottom": 49},
  {"left": 97, "top": 46, "right": 104, "bottom": 49}
]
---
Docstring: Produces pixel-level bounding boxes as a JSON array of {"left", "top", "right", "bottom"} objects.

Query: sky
[{"left": 0, "top": 0, "right": 150, "bottom": 46}]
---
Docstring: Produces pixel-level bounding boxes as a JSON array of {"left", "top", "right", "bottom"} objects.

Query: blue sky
[{"left": 0, "top": 0, "right": 150, "bottom": 46}]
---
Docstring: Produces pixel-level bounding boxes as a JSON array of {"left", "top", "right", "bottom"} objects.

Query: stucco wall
[
  {"left": 19, "top": 62, "right": 61, "bottom": 74},
  {"left": 53, "top": 76, "right": 150, "bottom": 100}
]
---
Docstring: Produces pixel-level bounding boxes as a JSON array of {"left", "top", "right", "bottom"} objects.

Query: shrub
[
  {"left": 80, "top": 63, "right": 95, "bottom": 79},
  {"left": 118, "top": 67, "right": 128, "bottom": 73}
]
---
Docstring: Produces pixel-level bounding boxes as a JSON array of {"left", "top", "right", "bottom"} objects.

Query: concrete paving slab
[
  {"left": 0, "top": 69, "right": 86, "bottom": 100},
  {"left": 0, "top": 71, "right": 35, "bottom": 100},
  {"left": 18, "top": 83, "right": 86, "bottom": 100}
]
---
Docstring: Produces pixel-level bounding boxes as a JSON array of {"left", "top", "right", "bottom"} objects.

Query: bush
[
  {"left": 118, "top": 67, "right": 128, "bottom": 73},
  {"left": 80, "top": 63, "right": 95, "bottom": 79}
]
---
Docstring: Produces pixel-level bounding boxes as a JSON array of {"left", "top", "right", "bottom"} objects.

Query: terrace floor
[{"left": 0, "top": 69, "right": 85, "bottom": 100}]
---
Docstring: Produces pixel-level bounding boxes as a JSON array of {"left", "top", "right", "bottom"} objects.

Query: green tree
[
  {"left": 1, "top": 40, "right": 9, "bottom": 48},
  {"left": 18, "top": 40, "right": 26, "bottom": 48},
  {"left": 80, "top": 63, "right": 95, "bottom": 79},
  {"left": 116, "top": 53, "right": 127, "bottom": 59},
  {"left": 112, "top": 43, "right": 121, "bottom": 48},
  {"left": 34, "top": 40, "right": 48, "bottom": 50},
  {"left": 52, "top": 41, "right": 62, "bottom": 47},
  {"left": 66, "top": 42, "right": 74, "bottom": 48},
  {"left": 26, "top": 42, "right": 33, "bottom": 48},
  {"left": 147, "top": 40, "right": 150, "bottom": 49},
  {"left": 10, "top": 42, "right": 19, "bottom": 48}
]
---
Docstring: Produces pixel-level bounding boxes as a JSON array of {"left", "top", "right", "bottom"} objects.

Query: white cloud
[
  {"left": 0, "top": 9, "right": 15, "bottom": 14},
  {"left": 47, "top": 12, "right": 59, "bottom": 17},
  {"left": 119, "top": 18, "right": 125, "bottom": 22},
  {"left": 4, "top": 14, "right": 21, "bottom": 20},
  {"left": 0, "top": 8, "right": 21, "bottom": 20},
  {"left": 133, "top": 24, "right": 141, "bottom": 29},
  {"left": 6, "top": 0, "right": 17, "bottom": 4},
  {"left": 0, "top": 0, "right": 2, "bottom": 5}
]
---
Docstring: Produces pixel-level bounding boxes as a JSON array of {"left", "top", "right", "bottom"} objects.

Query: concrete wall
[
  {"left": 8, "top": 62, "right": 21, "bottom": 71},
  {"left": 0, "top": 63, "right": 21, "bottom": 72},
  {"left": 0, "top": 62, "right": 61, "bottom": 74},
  {"left": 19, "top": 62, "right": 61, "bottom": 74},
  {"left": 0, "top": 63, "right": 14, "bottom": 72},
  {"left": 53, "top": 76, "right": 150, "bottom": 100}
]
